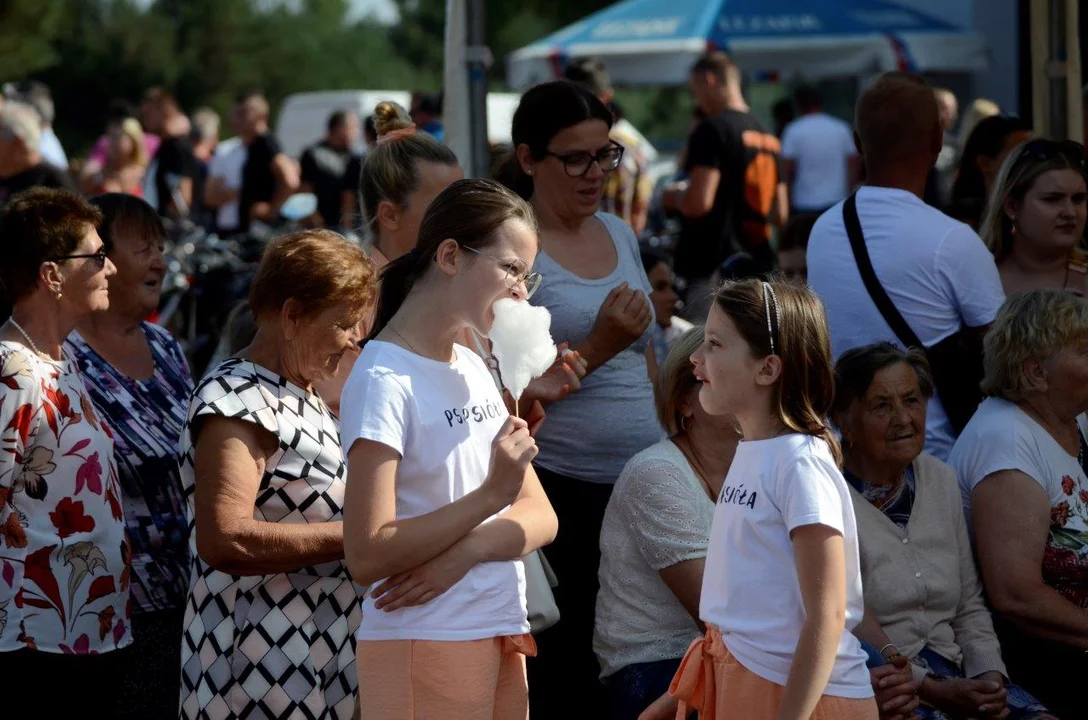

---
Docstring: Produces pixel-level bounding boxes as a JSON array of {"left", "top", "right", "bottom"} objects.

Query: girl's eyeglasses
[
  {"left": 546, "top": 143, "right": 624, "bottom": 178},
  {"left": 460, "top": 245, "right": 543, "bottom": 299},
  {"left": 53, "top": 247, "right": 108, "bottom": 269}
]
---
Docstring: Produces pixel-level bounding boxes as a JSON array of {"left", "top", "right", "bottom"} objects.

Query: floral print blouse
[{"left": 0, "top": 343, "right": 132, "bottom": 654}]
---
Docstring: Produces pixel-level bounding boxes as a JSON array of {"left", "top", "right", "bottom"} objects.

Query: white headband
[{"left": 762, "top": 281, "right": 782, "bottom": 355}]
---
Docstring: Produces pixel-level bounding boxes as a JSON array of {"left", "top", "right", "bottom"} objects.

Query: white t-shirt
[
  {"left": 700, "top": 434, "right": 871, "bottom": 698},
  {"left": 208, "top": 137, "right": 247, "bottom": 231},
  {"left": 340, "top": 340, "right": 529, "bottom": 641},
  {"left": 594, "top": 440, "right": 711, "bottom": 678},
  {"left": 780, "top": 113, "right": 856, "bottom": 211},
  {"left": 807, "top": 186, "right": 1005, "bottom": 460},
  {"left": 951, "top": 397, "right": 1088, "bottom": 538}
]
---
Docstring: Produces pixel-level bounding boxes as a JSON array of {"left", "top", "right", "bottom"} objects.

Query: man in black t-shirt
[
  {"left": 664, "top": 51, "right": 787, "bottom": 320},
  {"left": 0, "top": 101, "right": 76, "bottom": 208},
  {"left": 145, "top": 92, "right": 201, "bottom": 220},
  {"left": 340, "top": 115, "right": 376, "bottom": 229},
  {"left": 300, "top": 109, "right": 359, "bottom": 229},
  {"left": 235, "top": 91, "right": 299, "bottom": 232}
]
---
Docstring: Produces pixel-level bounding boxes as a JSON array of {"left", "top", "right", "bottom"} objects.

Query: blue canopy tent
[{"left": 506, "top": 0, "right": 989, "bottom": 89}]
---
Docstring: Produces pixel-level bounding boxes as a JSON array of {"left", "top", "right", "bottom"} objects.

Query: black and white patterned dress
[{"left": 178, "top": 359, "right": 360, "bottom": 719}]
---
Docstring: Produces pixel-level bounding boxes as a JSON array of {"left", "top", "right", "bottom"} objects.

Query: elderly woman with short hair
[
  {"left": 178, "top": 229, "right": 377, "bottom": 719},
  {"left": 836, "top": 342, "right": 1052, "bottom": 720},
  {"left": 951, "top": 290, "right": 1088, "bottom": 719},
  {"left": 0, "top": 189, "right": 129, "bottom": 711}
]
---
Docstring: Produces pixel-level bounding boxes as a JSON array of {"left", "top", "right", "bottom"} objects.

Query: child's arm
[{"left": 777, "top": 523, "right": 848, "bottom": 720}]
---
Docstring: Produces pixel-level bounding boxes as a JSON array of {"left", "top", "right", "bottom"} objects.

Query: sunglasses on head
[{"left": 1014, "top": 138, "right": 1087, "bottom": 173}]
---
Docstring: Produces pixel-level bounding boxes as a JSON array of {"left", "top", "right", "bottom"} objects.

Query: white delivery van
[{"left": 275, "top": 90, "right": 522, "bottom": 158}]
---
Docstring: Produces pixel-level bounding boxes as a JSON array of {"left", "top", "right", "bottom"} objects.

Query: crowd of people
[{"left": 0, "top": 49, "right": 1087, "bottom": 720}]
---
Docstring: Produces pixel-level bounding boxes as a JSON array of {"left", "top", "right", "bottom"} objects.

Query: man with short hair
[
  {"left": 144, "top": 91, "right": 200, "bottom": 219},
  {"left": 806, "top": 72, "right": 1005, "bottom": 459},
  {"left": 235, "top": 90, "right": 300, "bottom": 232},
  {"left": 300, "top": 109, "right": 359, "bottom": 229},
  {"left": 564, "top": 58, "right": 655, "bottom": 235},
  {"left": 665, "top": 51, "right": 787, "bottom": 319},
  {"left": 0, "top": 102, "right": 76, "bottom": 207},
  {"left": 780, "top": 85, "right": 859, "bottom": 215}
]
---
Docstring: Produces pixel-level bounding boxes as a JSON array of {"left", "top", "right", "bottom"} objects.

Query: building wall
[{"left": 890, "top": 0, "right": 1020, "bottom": 114}]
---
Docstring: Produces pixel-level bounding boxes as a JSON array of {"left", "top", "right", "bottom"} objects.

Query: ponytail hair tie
[{"left": 376, "top": 124, "right": 418, "bottom": 146}]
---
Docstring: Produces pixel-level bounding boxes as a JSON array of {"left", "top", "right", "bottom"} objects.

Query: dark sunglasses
[
  {"left": 53, "top": 247, "right": 108, "bottom": 268},
  {"left": 1014, "top": 138, "right": 1087, "bottom": 173}
]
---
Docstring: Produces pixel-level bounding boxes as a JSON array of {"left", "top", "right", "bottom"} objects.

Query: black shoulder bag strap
[{"left": 842, "top": 192, "right": 924, "bottom": 351}]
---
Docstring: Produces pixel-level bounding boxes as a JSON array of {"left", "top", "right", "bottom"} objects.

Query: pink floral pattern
[{"left": 0, "top": 343, "right": 131, "bottom": 653}]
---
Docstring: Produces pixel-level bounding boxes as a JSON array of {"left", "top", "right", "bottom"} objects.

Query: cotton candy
[{"left": 489, "top": 298, "right": 557, "bottom": 400}]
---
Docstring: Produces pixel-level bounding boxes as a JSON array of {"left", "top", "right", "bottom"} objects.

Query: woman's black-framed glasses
[
  {"left": 546, "top": 143, "right": 624, "bottom": 178},
  {"left": 460, "top": 245, "right": 543, "bottom": 299},
  {"left": 53, "top": 247, "right": 108, "bottom": 269}
]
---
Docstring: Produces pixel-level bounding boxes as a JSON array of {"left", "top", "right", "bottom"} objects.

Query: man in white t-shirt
[
  {"left": 203, "top": 136, "right": 247, "bottom": 236},
  {"left": 780, "top": 85, "right": 859, "bottom": 214},
  {"left": 807, "top": 73, "right": 1005, "bottom": 460}
]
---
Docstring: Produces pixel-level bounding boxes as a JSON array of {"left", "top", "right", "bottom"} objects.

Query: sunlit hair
[
  {"left": 831, "top": 342, "right": 934, "bottom": 426},
  {"left": 369, "top": 178, "right": 538, "bottom": 338},
  {"left": 713, "top": 278, "right": 842, "bottom": 465},
  {"left": 249, "top": 229, "right": 376, "bottom": 325},
  {"left": 118, "top": 117, "right": 149, "bottom": 167},
  {"left": 979, "top": 138, "right": 1087, "bottom": 262},
  {"left": 982, "top": 290, "right": 1088, "bottom": 402},
  {"left": 656, "top": 326, "right": 705, "bottom": 437},
  {"left": 358, "top": 101, "right": 458, "bottom": 238}
]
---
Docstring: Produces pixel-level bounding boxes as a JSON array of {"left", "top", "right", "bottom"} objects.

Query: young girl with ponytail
[
  {"left": 341, "top": 178, "right": 558, "bottom": 719},
  {"left": 665, "top": 279, "right": 879, "bottom": 719}
]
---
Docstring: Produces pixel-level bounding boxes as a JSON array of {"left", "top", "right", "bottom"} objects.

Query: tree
[{"left": 0, "top": 0, "right": 66, "bottom": 80}]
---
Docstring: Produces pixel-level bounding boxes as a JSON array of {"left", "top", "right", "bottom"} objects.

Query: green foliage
[
  {"left": 0, "top": 0, "right": 67, "bottom": 80},
  {"left": 12, "top": 0, "right": 692, "bottom": 155}
]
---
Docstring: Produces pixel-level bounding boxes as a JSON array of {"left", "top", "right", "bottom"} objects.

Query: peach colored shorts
[
  {"left": 669, "top": 626, "right": 878, "bottom": 720},
  {"left": 357, "top": 633, "right": 536, "bottom": 720}
]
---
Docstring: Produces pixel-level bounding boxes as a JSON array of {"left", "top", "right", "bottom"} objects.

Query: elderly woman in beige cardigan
[{"left": 833, "top": 343, "right": 1054, "bottom": 720}]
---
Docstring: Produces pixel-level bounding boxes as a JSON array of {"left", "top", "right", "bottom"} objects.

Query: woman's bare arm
[{"left": 193, "top": 416, "right": 344, "bottom": 575}]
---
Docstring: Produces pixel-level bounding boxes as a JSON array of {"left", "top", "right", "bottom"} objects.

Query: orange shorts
[
  {"left": 356, "top": 633, "right": 536, "bottom": 720},
  {"left": 669, "top": 626, "right": 878, "bottom": 720}
]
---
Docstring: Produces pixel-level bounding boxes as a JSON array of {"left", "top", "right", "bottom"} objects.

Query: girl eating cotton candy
[{"left": 341, "top": 178, "right": 560, "bottom": 720}]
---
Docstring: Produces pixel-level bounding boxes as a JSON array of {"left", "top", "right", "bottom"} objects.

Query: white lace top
[{"left": 593, "top": 439, "right": 714, "bottom": 678}]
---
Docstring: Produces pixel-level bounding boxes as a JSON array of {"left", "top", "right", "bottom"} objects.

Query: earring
[
  {"left": 680, "top": 415, "right": 691, "bottom": 432},
  {"left": 1010, "top": 218, "right": 1018, "bottom": 234},
  {"left": 54, "top": 289, "right": 63, "bottom": 301}
]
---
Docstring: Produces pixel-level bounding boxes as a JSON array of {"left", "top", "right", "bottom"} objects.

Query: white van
[{"left": 275, "top": 90, "right": 521, "bottom": 158}]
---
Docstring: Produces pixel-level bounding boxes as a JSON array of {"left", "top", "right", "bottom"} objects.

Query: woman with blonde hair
[
  {"left": 950, "top": 290, "right": 1088, "bottom": 719},
  {"left": 979, "top": 139, "right": 1087, "bottom": 295},
  {"left": 86, "top": 117, "right": 148, "bottom": 197},
  {"left": 358, "top": 101, "right": 462, "bottom": 271},
  {"left": 311, "top": 101, "right": 463, "bottom": 415}
]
